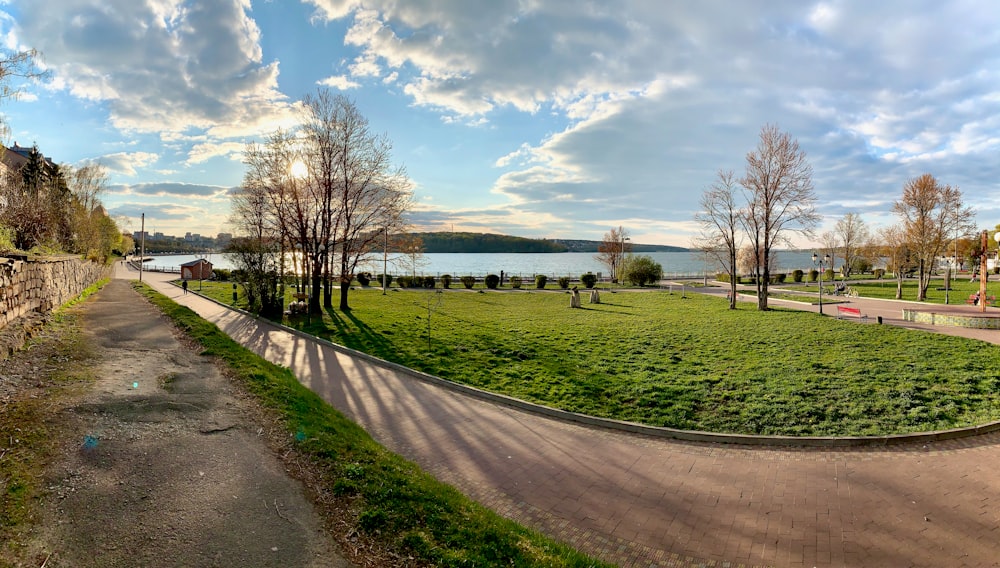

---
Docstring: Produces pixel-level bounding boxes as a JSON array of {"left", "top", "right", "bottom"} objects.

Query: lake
[{"left": 143, "top": 250, "right": 823, "bottom": 278}]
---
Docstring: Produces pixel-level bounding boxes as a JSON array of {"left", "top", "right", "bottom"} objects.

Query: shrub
[
  {"left": 509, "top": 276, "right": 522, "bottom": 289},
  {"left": 622, "top": 255, "right": 663, "bottom": 286},
  {"left": 441, "top": 274, "right": 452, "bottom": 289},
  {"left": 375, "top": 274, "right": 392, "bottom": 288},
  {"left": 398, "top": 275, "right": 425, "bottom": 288},
  {"left": 792, "top": 269, "right": 804, "bottom": 283},
  {"left": 716, "top": 273, "right": 731, "bottom": 283},
  {"left": 356, "top": 272, "right": 371, "bottom": 286},
  {"left": 874, "top": 268, "right": 885, "bottom": 279},
  {"left": 422, "top": 276, "right": 436, "bottom": 289},
  {"left": 212, "top": 268, "right": 231, "bottom": 281},
  {"left": 557, "top": 276, "right": 570, "bottom": 289},
  {"left": 485, "top": 274, "right": 500, "bottom": 289},
  {"left": 580, "top": 273, "right": 597, "bottom": 288},
  {"left": 808, "top": 269, "right": 819, "bottom": 282},
  {"left": 460, "top": 275, "right": 476, "bottom": 289},
  {"left": 824, "top": 268, "right": 835, "bottom": 281},
  {"left": 535, "top": 274, "right": 547, "bottom": 289},
  {"left": 850, "top": 257, "right": 872, "bottom": 275},
  {"left": 769, "top": 273, "right": 786, "bottom": 284}
]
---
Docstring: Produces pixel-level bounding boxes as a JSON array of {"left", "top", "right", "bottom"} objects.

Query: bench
[
  {"left": 836, "top": 305, "right": 867, "bottom": 322},
  {"left": 966, "top": 294, "right": 996, "bottom": 306}
]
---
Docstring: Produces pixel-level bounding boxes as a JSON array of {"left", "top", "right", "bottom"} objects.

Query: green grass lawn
[{"left": 193, "top": 281, "right": 1000, "bottom": 437}]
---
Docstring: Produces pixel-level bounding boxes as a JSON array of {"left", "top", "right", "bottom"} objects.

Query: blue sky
[{"left": 2, "top": 1, "right": 1000, "bottom": 247}]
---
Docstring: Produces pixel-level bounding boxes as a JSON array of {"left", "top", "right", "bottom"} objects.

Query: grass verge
[
  {"left": 0, "top": 283, "right": 102, "bottom": 566},
  {"left": 193, "top": 281, "right": 1000, "bottom": 437},
  {"left": 135, "top": 282, "right": 607, "bottom": 568}
]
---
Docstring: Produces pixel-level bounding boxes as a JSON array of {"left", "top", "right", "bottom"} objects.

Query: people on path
[{"left": 182, "top": 279, "right": 188, "bottom": 294}]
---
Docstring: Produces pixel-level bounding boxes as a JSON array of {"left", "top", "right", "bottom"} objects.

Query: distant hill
[
  {"left": 412, "top": 232, "right": 567, "bottom": 253},
  {"left": 409, "top": 232, "right": 688, "bottom": 253},
  {"left": 549, "top": 239, "right": 688, "bottom": 253}
]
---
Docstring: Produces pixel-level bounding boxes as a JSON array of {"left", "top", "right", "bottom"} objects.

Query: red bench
[
  {"left": 836, "top": 305, "right": 867, "bottom": 322},
  {"left": 967, "top": 294, "right": 995, "bottom": 306}
]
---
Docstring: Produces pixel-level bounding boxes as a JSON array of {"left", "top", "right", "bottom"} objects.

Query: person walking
[{"left": 182, "top": 279, "right": 188, "bottom": 294}]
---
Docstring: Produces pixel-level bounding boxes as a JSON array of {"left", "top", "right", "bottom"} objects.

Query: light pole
[
  {"left": 813, "top": 253, "right": 830, "bottom": 315},
  {"left": 383, "top": 226, "right": 388, "bottom": 295},
  {"left": 619, "top": 235, "right": 630, "bottom": 285}
]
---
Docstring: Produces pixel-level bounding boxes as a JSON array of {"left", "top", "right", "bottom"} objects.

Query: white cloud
[
  {"left": 187, "top": 141, "right": 245, "bottom": 164},
  {"left": 88, "top": 151, "right": 159, "bottom": 176},
  {"left": 16, "top": 0, "right": 294, "bottom": 138},
  {"left": 317, "top": 74, "right": 360, "bottom": 90}
]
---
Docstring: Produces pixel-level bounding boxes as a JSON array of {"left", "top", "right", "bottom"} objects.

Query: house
[{"left": 180, "top": 258, "right": 213, "bottom": 280}]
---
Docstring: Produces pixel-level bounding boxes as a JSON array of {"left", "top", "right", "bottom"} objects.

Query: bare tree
[
  {"left": 834, "top": 213, "right": 869, "bottom": 277},
  {"left": 693, "top": 169, "right": 741, "bottom": 308},
  {"left": 879, "top": 225, "right": 912, "bottom": 299},
  {"left": 307, "top": 92, "right": 411, "bottom": 311},
  {"left": 596, "top": 226, "right": 631, "bottom": 283},
  {"left": 892, "top": 173, "right": 974, "bottom": 301},
  {"left": 740, "top": 124, "right": 819, "bottom": 310},
  {"left": 818, "top": 230, "right": 839, "bottom": 272}
]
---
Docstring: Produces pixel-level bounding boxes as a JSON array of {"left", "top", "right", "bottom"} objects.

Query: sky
[{"left": 1, "top": 1, "right": 1000, "bottom": 247}]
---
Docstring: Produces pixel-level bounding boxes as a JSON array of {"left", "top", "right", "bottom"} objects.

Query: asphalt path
[{"left": 122, "top": 264, "right": 1000, "bottom": 567}]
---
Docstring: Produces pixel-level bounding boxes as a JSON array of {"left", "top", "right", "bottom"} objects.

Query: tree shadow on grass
[{"left": 320, "top": 306, "right": 427, "bottom": 370}]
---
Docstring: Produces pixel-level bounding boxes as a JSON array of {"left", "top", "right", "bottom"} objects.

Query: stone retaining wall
[{"left": 0, "top": 255, "right": 110, "bottom": 358}]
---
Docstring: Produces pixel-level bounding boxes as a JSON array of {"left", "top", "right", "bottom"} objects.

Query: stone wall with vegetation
[{"left": 0, "top": 255, "right": 109, "bottom": 358}]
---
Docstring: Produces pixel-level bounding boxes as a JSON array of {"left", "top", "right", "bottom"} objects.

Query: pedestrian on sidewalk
[{"left": 182, "top": 279, "right": 188, "bottom": 294}]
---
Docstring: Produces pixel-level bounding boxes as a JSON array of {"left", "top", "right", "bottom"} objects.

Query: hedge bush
[
  {"left": 808, "top": 269, "right": 819, "bottom": 283},
  {"left": 356, "top": 272, "right": 372, "bottom": 286},
  {"left": 460, "top": 276, "right": 476, "bottom": 289},
  {"left": 441, "top": 274, "right": 452, "bottom": 289},
  {"left": 375, "top": 274, "right": 392, "bottom": 288},
  {"left": 535, "top": 274, "right": 547, "bottom": 289},
  {"left": 557, "top": 276, "right": 570, "bottom": 289},
  {"left": 422, "top": 276, "right": 436, "bottom": 289},
  {"left": 510, "top": 276, "right": 522, "bottom": 289},
  {"left": 792, "top": 269, "right": 804, "bottom": 283},
  {"left": 485, "top": 274, "right": 500, "bottom": 289},
  {"left": 581, "top": 273, "right": 597, "bottom": 288}
]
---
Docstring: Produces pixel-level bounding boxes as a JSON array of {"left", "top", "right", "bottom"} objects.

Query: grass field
[{"left": 195, "top": 281, "right": 1000, "bottom": 437}]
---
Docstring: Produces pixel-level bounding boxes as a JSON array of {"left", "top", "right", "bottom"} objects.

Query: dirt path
[{"left": 22, "top": 279, "right": 352, "bottom": 567}]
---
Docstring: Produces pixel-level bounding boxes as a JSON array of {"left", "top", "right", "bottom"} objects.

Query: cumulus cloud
[
  {"left": 88, "top": 151, "right": 159, "bottom": 176},
  {"left": 302, "top": 1, "right": 1000, "bottom": 241},
  {"left": 317, "top": 74, "right": 360, "bottom": 90},
  {"left": 111, "top": 182, "right": 231, "bottom": 198},
  {"left": 15, "top": 0, "right": 294, "bottom": 137}
]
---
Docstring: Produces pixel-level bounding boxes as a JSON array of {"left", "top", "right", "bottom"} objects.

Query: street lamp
[
  {"left": 619, "top": 236, "right": 630, "bottom": 285},
  {"left": 813, "top": 253, "right": 830, "bottom": 315}
]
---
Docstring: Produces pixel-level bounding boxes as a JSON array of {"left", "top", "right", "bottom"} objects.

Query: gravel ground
[{"left": 6, "top": 279, "right": 354, "bottom": 567}]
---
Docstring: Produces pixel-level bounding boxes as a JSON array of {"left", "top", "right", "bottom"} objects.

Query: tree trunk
[
  {"left": 309, "top": 272, "right": 322, "bottom": 314},
  {"left": 758, "top": 264, "right": 770, "bottom": 311},
  {"left": 339, "top": 276, "right": 350, "bottom": 311},
  {"left": 917, "top": 259, "right": 927, "bottom": 301}
]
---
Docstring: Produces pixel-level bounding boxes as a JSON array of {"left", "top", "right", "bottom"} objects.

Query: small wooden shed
[{"left": 180, "top": 258, "right": 212, "bottom": 281}]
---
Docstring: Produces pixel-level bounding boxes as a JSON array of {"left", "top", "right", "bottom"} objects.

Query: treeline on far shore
[{"left": 411, "top": 232, "right": 688, "bottom": 254}]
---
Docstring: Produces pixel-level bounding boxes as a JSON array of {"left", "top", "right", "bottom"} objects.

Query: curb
[{"left": 178, "top": 283, "right": 1000, "bottom": 449}]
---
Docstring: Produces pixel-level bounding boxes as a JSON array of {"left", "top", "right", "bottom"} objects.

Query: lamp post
[
  {"left": 813, "top": 253, "right": 830, "bottom": 315},
  {"left": 619, "top": 235, "right": 630, "bottom": 285},
  {"left": 383, "top": 226, "right": 388, "bottom": 295}
]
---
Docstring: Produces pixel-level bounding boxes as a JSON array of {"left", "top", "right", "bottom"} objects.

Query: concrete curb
[{"left": 176, "top": 282, "right": 1000, "bottom": 448}]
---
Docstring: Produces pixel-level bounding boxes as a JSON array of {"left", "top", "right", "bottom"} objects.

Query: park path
[{"left": 122, "top": 264, "right": 1000, "bottom": 567}]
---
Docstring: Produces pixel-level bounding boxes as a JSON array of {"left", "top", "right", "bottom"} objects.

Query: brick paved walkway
[{"left": 125, "top": 266, "right": 1000, "bottom": 567}]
